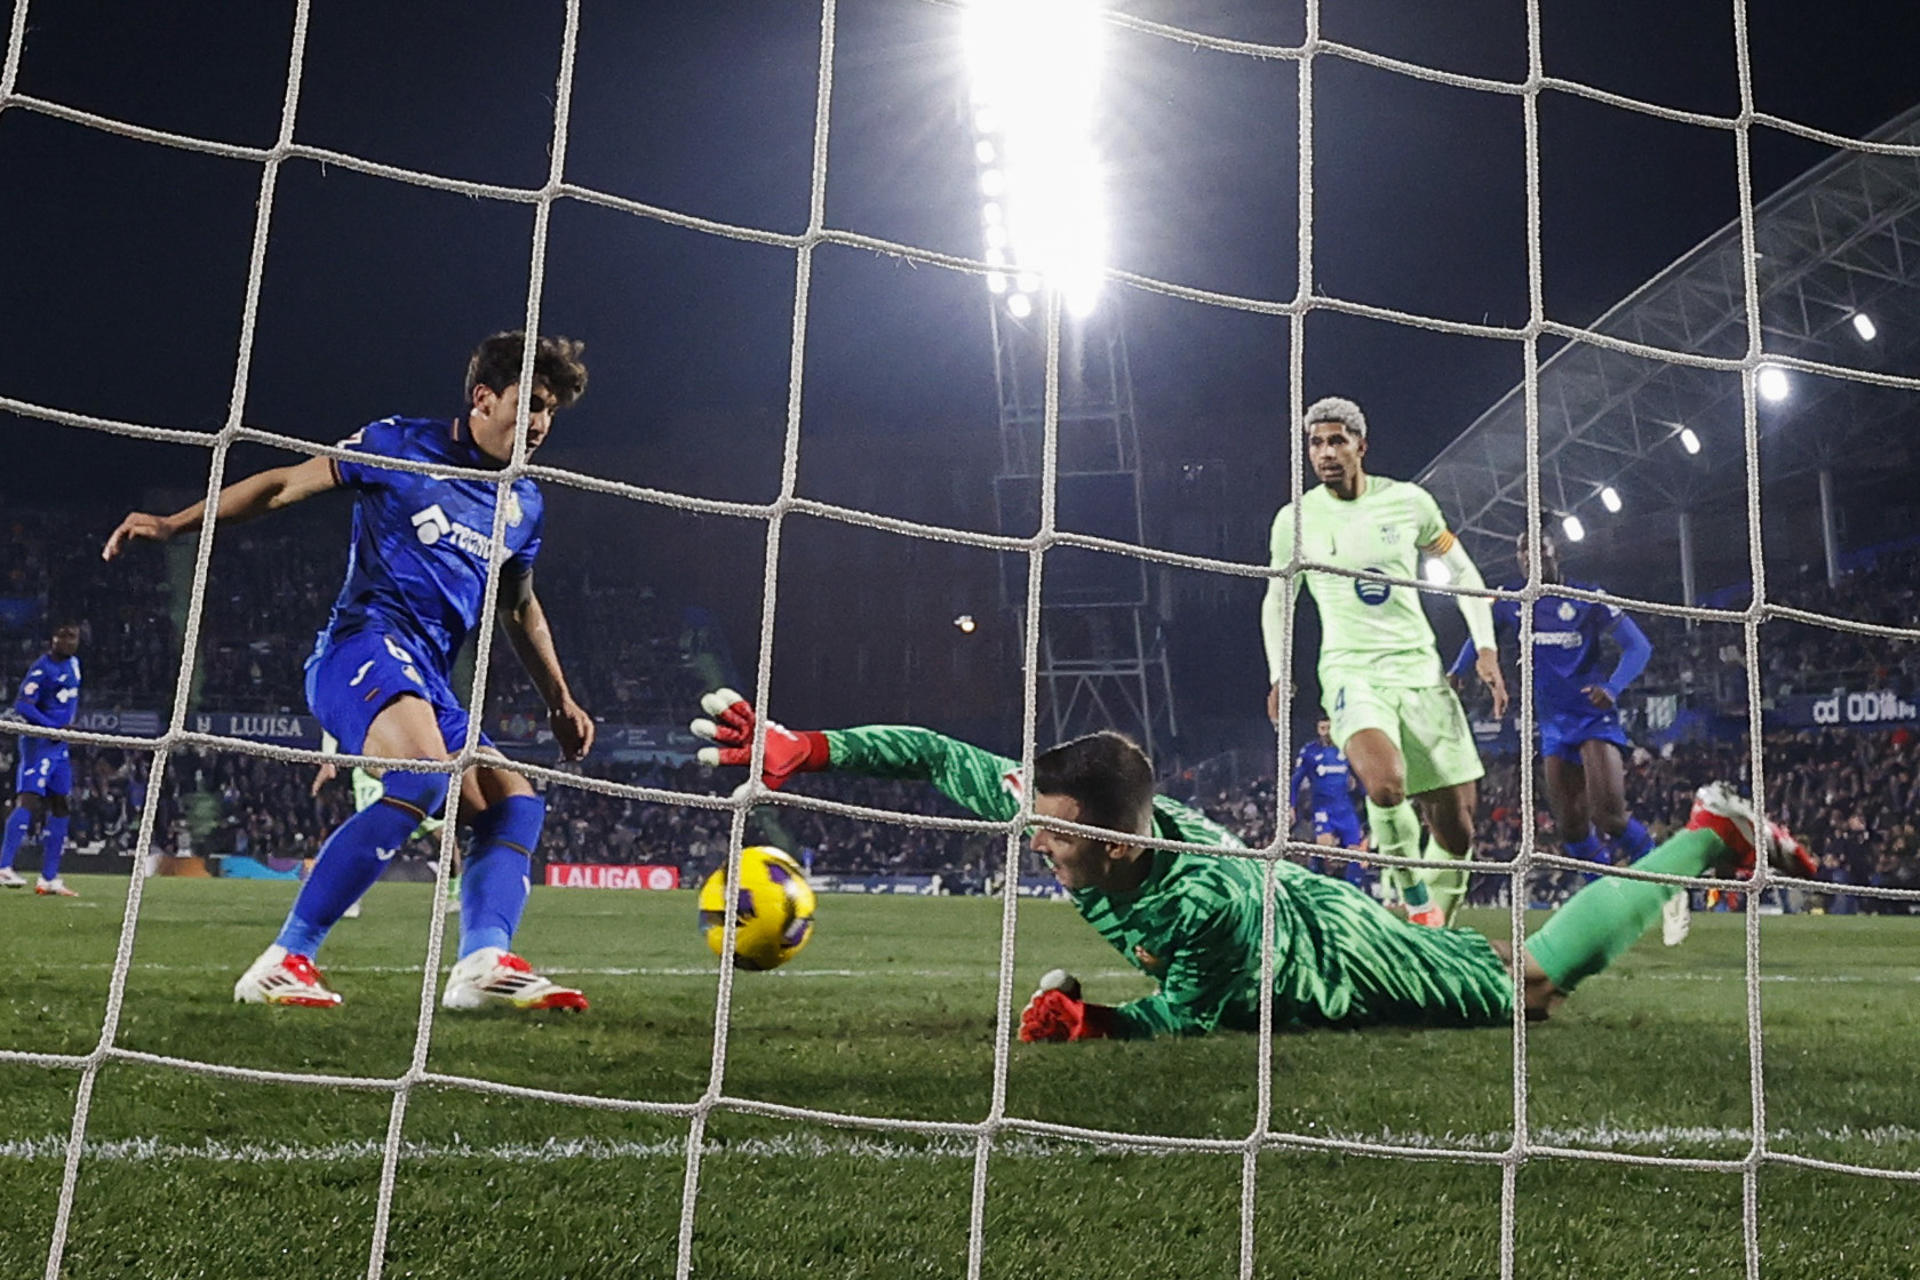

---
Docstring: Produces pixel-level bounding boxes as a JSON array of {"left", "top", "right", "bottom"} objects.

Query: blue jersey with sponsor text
[
  {"left": 14, "top": 652, "right": 81, "bottom": 757},
  {"left": 1491, "top": 582, "right": 1621, "bottom": 719},
  {"left": 315, "top": 417, "right": 543, "bottom": 676},
  {"left": 1291, "top": 740, "right": 1359, "bottom": 818}
]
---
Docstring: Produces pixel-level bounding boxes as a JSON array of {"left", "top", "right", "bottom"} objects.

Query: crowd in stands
[
  {"left": 1, "top": 505, "right": 709, "bottom": 726},
  {"left": 3, "top": 504, "right": 1915, "bottom": 911},
  {"left": 7, "top": 723, "right": 1909, "bottom": 917},
  {"left": 3, "top": 511, "right": 178, "bottom": 708},
  {"left": 1629, "top": 547, "right": 1920, "bottom": 707}
]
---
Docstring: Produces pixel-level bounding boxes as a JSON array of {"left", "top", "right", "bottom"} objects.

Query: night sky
[{"left": 2, "top": 0, "right": 1917, "bottom": 734}]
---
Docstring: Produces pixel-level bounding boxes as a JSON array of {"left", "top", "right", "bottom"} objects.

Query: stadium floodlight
[
  {"left": 964, "top": 0, "right": 1108, "bottom": 320},
  {"left": 1851, "top": 312, "right": 1878, "bottom": 341},
  {"left": 1423, "top": 558, "right": 1451, "bottom": 586},
  {"left": 1561, "top": 514, "right": 1586, "bottom": 543},
  {"left": 1599, "top": 485, "right": 1622, "bottom": 513},
  {"left": 1756, "top": 364, "right": 1791, "bottom": 403},
  {"left": 1678, "top": 426, "right": 1702, "bottom": 455},
  {"left": 954, "top": 614, "right": 978, "bottom": 634}
]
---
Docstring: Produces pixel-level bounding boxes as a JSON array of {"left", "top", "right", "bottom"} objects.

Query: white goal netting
[{"left": 2, "top": 2, "right": 1919, "bottom": 1279}]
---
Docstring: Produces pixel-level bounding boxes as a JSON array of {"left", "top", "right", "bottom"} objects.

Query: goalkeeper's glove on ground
[
  {"left": 690, "top": 688, "right": 830, "bottom": 791},
  {"left": 1018, "top": 969, "right": 1115, "bottom": 1043}
]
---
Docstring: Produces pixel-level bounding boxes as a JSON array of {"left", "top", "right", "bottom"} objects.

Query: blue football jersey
[
  {"left": 15, "top": 652, "right": 81, "bottom": 753},
  {"left": 1291, "top": 740, "right": 1359, "bottom": 816},
  {"left": 317, "top": 417, "right": 544, "bottom": 674},
  {"left": 1492, "top": 583, "right": 1621, "bottom": 718}
]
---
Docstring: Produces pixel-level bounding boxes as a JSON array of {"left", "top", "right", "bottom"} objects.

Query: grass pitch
[{"left": 1, "top": 876, "right": 1916, "bottom": 1279}]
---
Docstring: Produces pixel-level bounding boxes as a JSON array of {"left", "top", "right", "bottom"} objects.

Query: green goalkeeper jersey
[
  {"left": 824, "top": 724, "right": 1513, "bottom": 1039},
  {"left": 1266, "top": 476, "right": 1457, "bottom": 689}
]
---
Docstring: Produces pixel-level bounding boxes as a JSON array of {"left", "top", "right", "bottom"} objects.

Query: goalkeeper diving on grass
[{"left": 692, "top": 689, "right": 1816, "bottom": 1042}]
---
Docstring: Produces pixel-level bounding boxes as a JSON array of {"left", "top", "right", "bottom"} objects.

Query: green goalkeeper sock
[
  {"left": 1421, "top": 837, "right": 1470, "bottom": 925},
  {"left": 1366, "top": 799, "right": 1431, "bottom": 912},
  {"left": 1526, "top": 828, "right": 1726, "bottom": 992}
]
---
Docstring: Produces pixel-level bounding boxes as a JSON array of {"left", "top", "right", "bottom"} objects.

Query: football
[{"left": 697, "top": 846, "right": 818, "bottom": 971}]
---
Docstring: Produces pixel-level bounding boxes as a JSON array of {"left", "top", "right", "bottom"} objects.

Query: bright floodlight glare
[
  {"left": 987, "top": 272, "right": 1009, "bottom": 294},
  {"left": 954, "top": 614, "right": 978, "bottom": 634},
  {"left": 1679, "top": 427, "right": 1701, "bottom": 455},
  {"left": 1600, "top": 485, "right": 1622, "bottom": 513},
  {"left": 1008, "top": 293, "right": 1033, "bottom": 319},
  {"left": 965, "top": 0, "right": 1106, "bottom": 317},
  {"left": 1852, "top": 313, "right": 1878, "bottom": 341},
  {"left": 1756, "top": 364, "right": 1791, "bottom": 403},
  {"left": 1423, "top": 558, "right": 1451, "bottom": 586},
  {"left": 975, "top": 140, "right": 996, "bottom": 164},
  {"left": 1561, "top": 514, "right": 1586, "bottom": 543}
]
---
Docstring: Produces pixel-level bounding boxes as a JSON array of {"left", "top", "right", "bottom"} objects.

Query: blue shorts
[
  {"left": 15, "top": 746, "right": 71, "bottom": 798},
  {"left": 1312, "top": 808, "right": 1365, "bottom": 847},
  {"left": 304, "top": 629, "right": 491, "bottom": 757},
  {"left": 1540, "top": 712, "right": 1631, "bottom": 764}
]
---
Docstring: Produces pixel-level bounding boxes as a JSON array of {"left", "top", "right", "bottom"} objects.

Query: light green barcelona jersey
[
  {"left": 822, "top": 724, "right": 1512, "bottom": 1039},
  {"left": 1269, "top": 476, "right": 1458, "bottom": 690}
]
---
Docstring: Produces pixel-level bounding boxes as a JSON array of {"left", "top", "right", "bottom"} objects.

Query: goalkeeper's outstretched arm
[{"left": 692, "top": 689, "right": 1021, "bottom": 821}]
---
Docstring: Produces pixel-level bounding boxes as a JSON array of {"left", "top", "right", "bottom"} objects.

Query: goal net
[{"left": 2, "top": 1, "right": 1917, "bottom": 1278}]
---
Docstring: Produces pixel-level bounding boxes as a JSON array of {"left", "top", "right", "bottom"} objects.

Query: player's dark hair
[
  {"left": 1517, "top": 513, "right": 1560, "bottom": 552},
  {"left": 1034, "top": 731, "right": 1156, "bottom": 839},
  {"left": 465, "top": 330, "right": 589, "bottom": 410}
]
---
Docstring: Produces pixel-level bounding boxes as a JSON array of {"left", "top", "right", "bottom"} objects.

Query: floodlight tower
[{"left": 964, "top": 0, "right": 1177, "bottom": 765}]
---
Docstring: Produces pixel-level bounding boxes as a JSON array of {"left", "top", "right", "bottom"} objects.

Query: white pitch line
[
  {"left": 3, "top": 1125, "right": 1918, "bottom": 1165},
  {"left": 51, "top": 963, "right": 1154, "bottom": 981},
  {"left": 50, "top": 962, "right": 1920, "bottom": 985}
]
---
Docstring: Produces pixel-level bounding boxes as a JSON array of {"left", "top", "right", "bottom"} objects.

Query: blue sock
[
  {"left": 459, "top": 794, "right": 542, "bottom": 958},
  {"left": 275, "top": 770, "right": 449, "bottom": 957},
  {"left": 0, "top": 807, "right": 29, "bottom": 870},
  {"left": 1564, "top": 830, "right": 1606, "bottom": 864},
  {"left": 40, "top": 815, "right": 69, "bottom": 881},
  {"left": 1608, "top": 817, "right": 1654, "bottom": 863}
]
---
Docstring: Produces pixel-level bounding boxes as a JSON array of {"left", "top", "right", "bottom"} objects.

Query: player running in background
[
  {"left": 104, "top": 331, "right": 593, "bottom": 1011},
  {"left": 1290, "top": 714, "right": 1367, "bottom": 852},
  {"left": 0, "top": 621, "right": 83, "bottom": 896},
  {"left": 1449, "top": 520, "right": 1677, "bottom": 936},
  {"left": 692, "top": 689, "right": 1812, "bottom": 1040},
  {"left": 1261, "top": 397, "right": 1506, "bottom": 927}
]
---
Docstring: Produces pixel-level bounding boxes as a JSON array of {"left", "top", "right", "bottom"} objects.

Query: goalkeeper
[{"left": 692, "top": 689, "right": 1811, "bottom": 1041}]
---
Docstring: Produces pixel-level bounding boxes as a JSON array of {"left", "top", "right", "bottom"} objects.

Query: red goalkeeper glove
[
  {"left": 690, "top": 688, "right": 830, "bottom": 791},
  {"left": 1018, "top": 970, "right": 1115, "bottom": 1043}
]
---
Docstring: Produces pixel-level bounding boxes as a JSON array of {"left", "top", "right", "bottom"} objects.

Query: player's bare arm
[
  {"left": 498, "top": 568, "right": 593, "bottom": 761},
  {"left": 102, "top": 454, "right": 339, "bottom": 560}
]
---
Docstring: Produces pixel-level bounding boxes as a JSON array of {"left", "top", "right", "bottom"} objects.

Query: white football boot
[
  {"left": 0, "top": 867, "right": 27, "bottom": 888},
  {"left": 1661, "top": 890, "right": 1692, "bottom": 947},
  {"left": 233, "top": 945, "right": 344, "bottom": 1007},
  {"left": 441, "top": 947, "right": 588, "bottom": 1012},
  {"left": 34, "top": 877, "right": 78, "bottom": 897}
]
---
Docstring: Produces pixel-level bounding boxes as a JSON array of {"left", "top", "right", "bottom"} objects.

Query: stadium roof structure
[{"left": 1419, "top": 104, "right": 1920, "bottom": 585}]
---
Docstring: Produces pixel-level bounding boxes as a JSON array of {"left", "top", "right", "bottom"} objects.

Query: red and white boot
[
  {"left": 233, "top": 945, "right": 344, "bottom": 1007},
  {"left": 1686, "top": 783, "right": 1817, "bottom": 879},
  {"left": 441, "top": 947, "right": 588, "bottom": 1012}
]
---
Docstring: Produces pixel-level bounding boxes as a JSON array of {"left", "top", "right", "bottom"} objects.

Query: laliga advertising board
[{"left": 545, "top": 863, "right": 681, "bottom": 890}]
